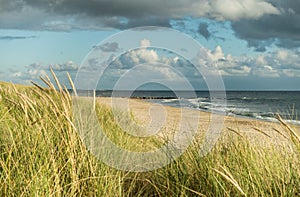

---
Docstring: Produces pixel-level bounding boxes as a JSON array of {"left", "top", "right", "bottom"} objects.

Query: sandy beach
[{"left": 97, "top": 97, "right": 299, "bottom": 145}]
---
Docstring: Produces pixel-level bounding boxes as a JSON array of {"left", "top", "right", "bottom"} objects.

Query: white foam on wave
[
  {"left": 161, "top": 99, "right": 178, "bottom": 103},
  {"left": 155, "top": 98, "right": 300, "bottom": 125},
  {"left": 285, "top": 119, "right": 300, "bottom": 125}
]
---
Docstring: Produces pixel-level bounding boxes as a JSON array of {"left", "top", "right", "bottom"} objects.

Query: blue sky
[{"left": 1, "top": 0, "right": 300, "bottom": 90}]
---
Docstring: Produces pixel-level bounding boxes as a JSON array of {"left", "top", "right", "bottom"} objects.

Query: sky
[{"left": 1, "top": 0, "right": 300, "bottom": 90}]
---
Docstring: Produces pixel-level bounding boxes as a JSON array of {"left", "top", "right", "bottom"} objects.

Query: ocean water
[
  {"left": 77, "top": 90, "right": 300, "bottom": 124},
  {"left": 146, "top": 91, "right": 300, "bottom": 124}
]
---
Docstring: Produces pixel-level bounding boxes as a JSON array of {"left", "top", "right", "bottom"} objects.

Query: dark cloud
[
  {"left": 0, "top": 0, "right": 25, "bottom": 12},
  {"left": 198, "top": 22, "right": 211, "bottom": 40},
  {"left": 0, "top": 0, "right": 279, "bottom": 31},
  {"left": 232, "top": 0, "right": 300, "bottom": 49},
  {"left": 1, "top": 0, "right": 299, "bottom": 52},
  {"left": 20, "top": 0, "right": 279, "bottom": 21},
  {"left": 22, "top": 0, "right": 193, "bottom": 18},
  {"left": 276, "top": 39, "right": 300, "bottom": 49},
  {"left": 0, "top": 35, "right": 37, "bottom": 40},
  {"left": 0, "top": 0, "right": 186, "bottom": 30}
]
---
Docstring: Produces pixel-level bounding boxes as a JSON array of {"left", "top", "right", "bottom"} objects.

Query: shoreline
[
  {"left": 96, "top": 97, "right": 299, "bottom": 144},
  {"left": 97, "top": 96, "right": 297, "bottom": 124},
  {"left": 71, "top": 89, "right": 300, "bottom": 125},
  {"left": 145, "top": 98, "right": 300, "bottom": 126}
]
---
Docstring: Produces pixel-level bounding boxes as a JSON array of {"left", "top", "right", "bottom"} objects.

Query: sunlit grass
[{"left": 0, "top": 72, "right": 300, "bottom": 196}]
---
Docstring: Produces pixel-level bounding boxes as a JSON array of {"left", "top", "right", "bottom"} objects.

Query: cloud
[
  {"left": 96, "top": 42, "right": 204, "bottom": 89},
  {"left": 6, "top": 61, "right": 79, "bottom": 85},
  {"left": 259, "top": 49, "right": 300, "bottom": 70},
  {"left": 195, "top": 45, "right": 300, "bottom": 78},
  {"left": 115, "top": 45, "right": 300, "bottom": 80},
  {"left": 0, "top": 0, "right": 280, "bottom": 31},
  {"left": 197, "top": 46, "right": 252, "bottom": 76},
  {"left": 123, "top": 48, "right": 159, "bottom": 65},
  {"left": 211, "top": 0, "right": 280, "bottom": 20},
  {"left": 140, "top": 39, "right": 151, "bottom": 47},
  {"left": 0, "top": 2, "right": 51, "bottom": 30},
  {"left": 6, "top": 45, "right": 300, "bottom": 89},
  {"left": 10, "top": 63, "right": 47, "bottom": 84},
  {"left": 231, "top": 0, "right": 300, "bottom": 49},
  {"left": 95, "top": 44, "right": 300, "bottom": 90},
  {"left": 247, "top": 49, "right": 300, "bottom": 77},
  {"left": 221, "top": 65, "right": 251, "bottom": 76},
  {"left": 282, "top": 69, "right": 300, "bottom": 77},
  {"left": 171, "top": 17, "right": 234, "bottom": 45},
  {"left": 94, "top": 42, "right": 120, "bottom": 52},
  {"left": 11, "top": 72, "right": 22, "bottom": 78},
  {"left": 0, "top": 35, "right": 37, "bottom": 40},
  {"left": 102, "top": 45, "right": 249, "bottom": 89},
  {"left": 198, "top": 22, "right": 211, "bottom": 40},
  {"left": 251, "top": 65, "right": 280, "bottom": 78},
  {"left": 51, "top": 61, "right": 79, "bottom": 71}
]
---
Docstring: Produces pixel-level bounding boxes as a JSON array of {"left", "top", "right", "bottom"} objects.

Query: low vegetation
[{"left": 0, "top": 73, "right": 300, "bottom": 196}]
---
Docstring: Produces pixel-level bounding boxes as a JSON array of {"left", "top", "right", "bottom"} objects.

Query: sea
[{"left": 76, "top": 90, "right": 300, "bottom": 125}]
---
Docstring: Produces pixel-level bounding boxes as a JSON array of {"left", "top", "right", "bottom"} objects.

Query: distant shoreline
[
  {"left": 69, "top": 89, "right": 300, "bottom": 99},
  {"left": 77, "top": 90, "right": 300, "bottom": 125},
  {"left": 96, "top": 97, "right": 297, "bottom": 141},
  {"left": 70, "top": 90, "right": 300, "bottom": 125}
]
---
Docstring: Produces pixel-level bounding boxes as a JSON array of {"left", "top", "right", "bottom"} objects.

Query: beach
[{"left": 97, "top": 97, "right": 298, "bottom": 145}]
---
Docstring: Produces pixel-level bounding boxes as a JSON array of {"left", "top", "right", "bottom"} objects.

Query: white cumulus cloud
[
  {"left": 140, "top": 39, "right": 151, "bottom": 47},
  {"left": 212, "top": 0, "right": 280, "bottom": 20}
]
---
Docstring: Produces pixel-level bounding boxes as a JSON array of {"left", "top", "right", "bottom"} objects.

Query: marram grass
[{"left": 0, "top": 73, "right": 300, "bottom": 196}]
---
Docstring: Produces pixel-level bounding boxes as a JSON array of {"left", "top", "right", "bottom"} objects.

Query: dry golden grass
[{"left": 0, "top": 72, "right": 300, "bottom": 196}]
